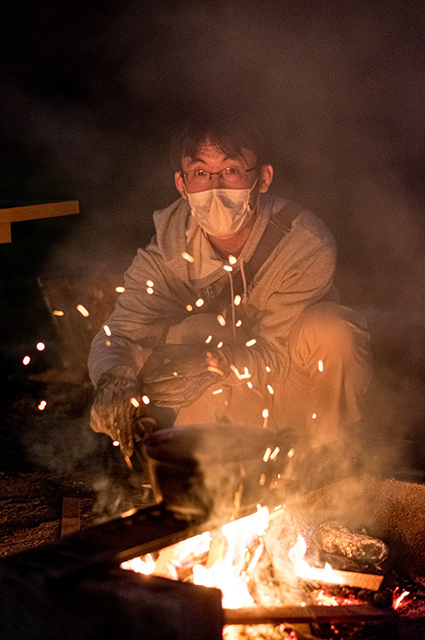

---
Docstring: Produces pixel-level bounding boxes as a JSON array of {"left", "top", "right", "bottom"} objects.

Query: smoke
[{"left": 1, "top": 1, "right": 424, "bottom": 479}]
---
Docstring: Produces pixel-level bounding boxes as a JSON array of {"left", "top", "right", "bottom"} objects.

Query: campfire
[{"left": 120, "top": 501, "right": 406, "bottom": 639}]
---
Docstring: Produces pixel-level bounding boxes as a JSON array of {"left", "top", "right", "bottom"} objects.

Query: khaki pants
[{"left": 167, "top": 302, "right": 372, "bottom": 447}]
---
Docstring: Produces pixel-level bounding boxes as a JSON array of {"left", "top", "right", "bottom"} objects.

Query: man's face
[{"left": 174, "top": 144, "right": 273, "bottom": 204}]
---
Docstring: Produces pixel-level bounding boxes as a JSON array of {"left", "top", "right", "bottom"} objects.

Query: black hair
[{"left": 170, "top": 114, "right": 268, "bottom": 171}]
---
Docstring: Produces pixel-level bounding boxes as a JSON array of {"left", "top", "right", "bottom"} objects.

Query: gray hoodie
[{"left": 88, "top": 193, "right": 337, "bottom": 389}]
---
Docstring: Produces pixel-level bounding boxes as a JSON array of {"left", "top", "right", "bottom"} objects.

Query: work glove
[
  {"left": 141, "top": 344, "right": 230, "bottom": 409},
  {"left": 90, "top": 365, "right": 146, "bottom": 457}
]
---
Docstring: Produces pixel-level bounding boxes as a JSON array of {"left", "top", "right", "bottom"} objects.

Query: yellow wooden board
[{"left": 0, "top": 200, "right": 79, "bottom": 243}]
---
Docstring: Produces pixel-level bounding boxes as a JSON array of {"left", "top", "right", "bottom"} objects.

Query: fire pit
[{"left": 0, "top": 475, "right": 424, "bottom": 639}]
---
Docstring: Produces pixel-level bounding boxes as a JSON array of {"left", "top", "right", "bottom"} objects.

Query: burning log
[
  {"left": 315, "top": 522, "right": 389, "bottom": 567},
  {"left": 223, "top": 604, "right": 397, "bottom": 625}
]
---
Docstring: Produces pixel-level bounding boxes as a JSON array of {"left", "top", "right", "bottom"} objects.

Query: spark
[
  {"left": 235, "top": 319, "right": 242, "bottom": 327},
  {"left": 263, "top": 447, "right": 272, "bottom": 462},
  {"left": 217, "top": 341, "right": 223, "bottom": 348},
  {"left": 38, "top": 400, "right": 47, "bottom": 411},
  {"left": 234, "top": 294, "right": 241, "bottom": 306},
  {"left": 22, "top": 356, "right": 31, "bottom": 365},
  {"left": 181, "top": 251, "right": 195, "bottom": 263},
  {"left": 270, "top": 447, "right": 280, "bottom": 461},
  {"left": 130, "top": 397, "right": 140, "bottom": 408},
  {"left": 312, "top": 413, "right": 317, "bottom": 419},
  {"left": 245, "top": 338, "right": 257, "bottom": 347},
  {"left": 207, "top": 365, "right": 225, "bottom": 376},
  {"left": 229, "top": 364, "right": 251, "bottom": 380},
  {"left": 115, "top": 286, "right": 125, "bottom": 293},
  {"left": 223, "top": 265, "right": 233, "bottom": 272},
  {"left": 247, "top": 381, "right": 253, "bottom": 388},
  {"left": 105, "top": 340, "right": 111, "bottom": 347},
  {"left": 103, "top": 325, "right": 111, "bottom": 336},
  {"left": 287, "top": 448, "right": 295, "bottom": 458},
  {"left": 259, "top": 474, "right": 266, "bottom": 486},
  {"left": 212, "top": 388, "right": 223, "bottom": 395},
  {"left": 112, "top": 440, "right": 120, "bottom": 447},
  {"left": 36, "top": 342, "right": 45, "bottom": 351},
  {"left": 267, "top": 384, "right": 274, "bottom": 395},
  {"left": 265, "top": 365, "right": 271, "bottom": 373},
  {"left": 318, "top": 359, "right": 324, "bottom": 372},
  {"left": 77, "top": 304, "right": 89, "bottom": 317},
  {"left": 228, "top": 255, "right": 237, "bottom": 265},
  {"left": 262, "top": 408, "right": 269, "bottom": 429},
  {"left": 146, "top": 287, "right": 154, "bottom": 295},
  {"left": 186, "top": 304, "right": 193, "bottom": 312},
  {"left": 195, "top": 298, "right": 204, "bottom": 307},
  {"left": 217, "top": 314, "right": 226, "bottom": 326},
  {"left": 52, "top": 310, "right": 64, "bottom": 316},
  {"left": 146, "top": 279, "right": 154, "bottom": 287},
  {"left": 142, "top": 395, "right": 150, "bottom": 405}
]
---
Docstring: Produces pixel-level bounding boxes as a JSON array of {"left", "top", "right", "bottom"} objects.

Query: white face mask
[{"left": 187, "top": 185, "right": 257, "bottom": 239}]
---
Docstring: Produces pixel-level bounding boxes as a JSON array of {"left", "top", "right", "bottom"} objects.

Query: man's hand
[
  {"left": 141, "top": 344, "right": 230, "bottom": 408},
  {"left": 90, "top": 365, "right": 141, "bottom": 456}
]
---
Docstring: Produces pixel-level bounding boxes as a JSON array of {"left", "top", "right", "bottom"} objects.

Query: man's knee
[{"left": 289, "top": 302, "right": 371, "bottom": 366}]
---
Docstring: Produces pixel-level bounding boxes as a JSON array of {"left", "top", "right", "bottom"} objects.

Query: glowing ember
[
  {"left": 269, "top": 447, "right": 280, "bottom": 461},
  {"left": 393, "top": 588, "right": 410, "bottom": 609},
  {"left": 38, "top": 400, "right": 47, "bottom": 411},
  {"left": 234, "top": 294, "right": 241, "bottom": 306},
  {"left": 142, "top": 395, "right": 150, "bottom": 405},
  {"left": 22, "top": 356, "right": 31, "bottom": 365},
  {"left": 186, "top": 304, "right": 193, "bottom": 312},
  {"left": 312, "top": 413, "right": 317, "bottom": 419},
  {"left": 265, "top": 365, "right": 271, "bottom": 373},
  {"left": 262, "top": 408, "right": 269, "bottom": 429},
  {"left": 146, "top": 287, "right": 154, "bottom": 295},
  {"left": 105, "top": 340, "right": 111, "bottom": 347},
  {"left": 228, "top": 255, "right": 237, "bottom": 265},
  {"left": 146, "top": 279, "right": 154, "bottom": 287},
  {"left": 76, "top": 304, "right": 89, "bottom": 317},
  {"left": 287, "top": 448, "right": 295, "bottom": 458},
  {"left": 103, "top": 324, "right": 112, "bottom": 336},
  {"left": 235, "top": 320, "right": 242, "bottom": 327},
  {"left": 217, "top": 314, "right": 226, "bottom": 326},
  {"left": 217, "top": 341, "right": 223, "bottom": 349},
  {"left": 195, "top": 298, "right": 205, "bottom": 307},
  {"left": 267, "top": 384, "right": 274, "bottom": 395},
  {"left": 36, "top": 342, "right": 45, "bottom": 351},
  {"left": 130, "top": 397, "right": 140, "bottom": 408},
  {"left": 223, "top": 265, "right": 233, "bottom": 272},
  {"left": 205, "top": 334, "right": 213, "bottom": 344},
  {"left": 181, "top": 251, "right": 195, "bottom": 263},
  {"left": 115, "top": 286, "right": 125, "bottom": 293},
  {"left": 245, "top": 338, "right": 257, "bottom": 347},
  {"left": 212, "top": 388, "right": 223, "bottom": 395},
  {"left": 52, "top": 310, "right": 64, "bottom": 316},
  {"left": 318, "top": 359, "right": 324, "bottom": 372},
  {"left": 247, "top": 381, "right": 253, "bottom": 388},
  {"left": 112, "top": 440, "right": 120, "bottom": 447}
]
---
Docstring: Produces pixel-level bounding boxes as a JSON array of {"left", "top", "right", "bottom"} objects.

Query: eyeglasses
[{"left": 181, "top": 166, "right": 258, "bottom": 189}]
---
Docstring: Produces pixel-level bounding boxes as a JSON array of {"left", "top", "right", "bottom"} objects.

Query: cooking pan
[{"left": 142, "top": 424, "right": 297, "bottom": 517}]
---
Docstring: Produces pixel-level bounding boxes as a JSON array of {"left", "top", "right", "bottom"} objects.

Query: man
[{"left": 88, "top": 117, "right": 371, "bottom": 462}]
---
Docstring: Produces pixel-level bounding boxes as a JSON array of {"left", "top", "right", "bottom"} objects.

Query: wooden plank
[
  {"left": 61, "top": 498, "right": 81, "bottom": 538},
  {"left": 0, "top": 222, "right": 11, "bottom": 243},
  {"left": 223, "top": 604, "right": 397, "bottom": 625},
  {"left": 0, "top": 200, "right": 79, "bottom": 224}
]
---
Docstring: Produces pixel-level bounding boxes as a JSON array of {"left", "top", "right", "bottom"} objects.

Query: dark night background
[{"left": 0, "top": 0, "right": 425, "bottom": 477}]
